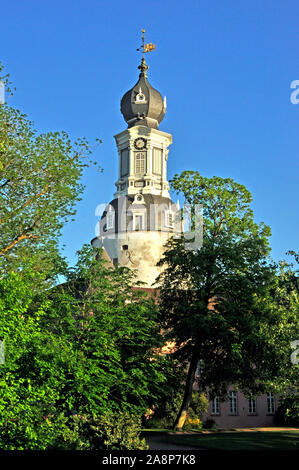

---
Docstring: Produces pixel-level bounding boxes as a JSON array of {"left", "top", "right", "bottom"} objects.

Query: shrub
[
  {"left": 183, "top": 417, "right": 203, "bottom": 431},
  {"left": 203, "top": 418, "right": 217, "bottom": 430},
  {"left": 73, "top": 412, "right": 148, "bottom": 450},
  {"left": 274, "top": 392, "right": 299, "bottom": 427},
  {"left": 149, "top": 387, "right": 209, "bottom": 429},
  {"left": 190, "top": 392, "right": 209, "bottom": 418}
]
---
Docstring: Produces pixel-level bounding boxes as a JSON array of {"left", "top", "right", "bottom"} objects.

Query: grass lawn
[{"left": 164, "top": 429, "right": 299, "bottom": 451}]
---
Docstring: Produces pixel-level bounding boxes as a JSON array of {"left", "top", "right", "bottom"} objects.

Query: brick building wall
[{"left": 201, "top": 387, "right": 277, "bottom": 428}]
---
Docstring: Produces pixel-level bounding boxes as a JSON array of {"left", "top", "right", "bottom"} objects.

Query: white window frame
[
  {"left": 267, "top": 392, "right": 275, "bottom": 414},
  {"left": 133, "top": 213, "right": 144, "bottom": 231},
  {"left": 106, "top": 208, "right": 115, "bottom": 230},
  {"left": 211, "top": 397, "right": 220, "bottom": 415},
  {"left": 229, "top": 391, "right": 237, "bottom": 414},
  {"left": 135, "top": 152, "right": 146, "bottom": 175},
  {"left": 165, "top": 209, "right": 174, "bottom": 228},
  {"left": 248, "top": 396, "right": 257, "bottom": 415}
]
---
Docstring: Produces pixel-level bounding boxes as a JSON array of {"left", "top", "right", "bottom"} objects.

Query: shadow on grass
[{"left": 164, "top": 430, "right": 299, "bottom": 451}]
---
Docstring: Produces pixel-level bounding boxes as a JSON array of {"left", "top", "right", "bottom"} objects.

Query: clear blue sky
[{"left": 1, "top": 0, "right": 298, "bottom": 266}]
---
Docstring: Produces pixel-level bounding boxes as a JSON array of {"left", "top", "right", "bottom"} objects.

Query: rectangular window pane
[
  {"left": 153, "top": 147, "right": 162, "bottom": 175},
  {"left": 121, "top": 148, "right": 129, "bottom": 177},
  {"left": 229, "top": 391, "right": 237, "bottom": 414},
  {"left": 135, "top": 152, "right": 146, "bottom": 174},
  {"left": 267, "top": 393, "right": 275, "bottom": 414},
  {"left": 248, "top": 397, "right": 256, "bottom": 414},
  {"left": 165, "top": 210, "right": 174, "bottom": 228},
  {"left": 212, "top": 397, "right": 219, "bottom": 414}
]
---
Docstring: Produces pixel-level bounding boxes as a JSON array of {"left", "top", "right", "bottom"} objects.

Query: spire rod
[{"left": 136, "top": 29, "right": 156, "bottom": 77}]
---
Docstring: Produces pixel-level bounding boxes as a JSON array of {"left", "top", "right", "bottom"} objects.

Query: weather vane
[{"left": 136, "top": 29, "right": 156, "bottom": 58}]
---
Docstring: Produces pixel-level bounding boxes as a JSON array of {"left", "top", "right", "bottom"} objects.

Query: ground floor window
[
  {"left": 248, "top": 396, "right": 257, "bottom": 414},
  {"left": 211, "top": 397, "right": 220, "bottom": 415},
  {"left": 267, "top": 392, "right": 275, "bottom": 414},
  {"left": 229, "top": 391, "right": 237, "bottom": 414}
]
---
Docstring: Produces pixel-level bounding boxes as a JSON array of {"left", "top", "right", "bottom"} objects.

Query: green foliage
[
  {"left": 42, "top": 245, "right": 167, "bottom": 418},
  {"left": 203, "top": 418, "right": 217, "bottom": 430},
  {"left": 0, "top": 61, "right": 101, "bottom": 281},
  {"left": 147, "top": 361, "right": 209, "bottom": 429},
  {"left": 146, "top": 359, "right": 186, "bottom": 428},
  {"left": 0, "top": 63, "right": 159, "bottom": 449},
  {"left": 190, "top": 392, "right": 209, "bottom": 418},
  {"left": 0, "top": 246, "right": 166, "bottom": 449},
  {"left": 158, "top": 171, "right": 298, "bottom": 428},
  {"left": 275, "top": 392, "right": 299, "bottom": 427},
  {"left": 72, "top": 413, "right": 148, "bottom": 450},
  {"left": 0, "top": 271, "right": 69, "bottom": 449}
]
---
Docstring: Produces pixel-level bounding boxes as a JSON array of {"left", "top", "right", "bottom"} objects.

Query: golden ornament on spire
[{"left": 136, "top": 29, "right": 156, "bottom": 58}]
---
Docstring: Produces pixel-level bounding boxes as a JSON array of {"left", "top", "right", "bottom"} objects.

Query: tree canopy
[
  {"left": 158, "top": 171, "right": 298, "bottom": 429},
  {"left": 0, "top": 62, "right": 101, "bottom": 282},
  {"left": 0, "top": 246, "right": 167, "bottom": 449}
]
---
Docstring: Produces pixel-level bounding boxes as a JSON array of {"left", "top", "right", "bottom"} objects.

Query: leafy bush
[
  {"left": 274, "top": 392, "right": 299, "bottom": 427},
  {"left": 72, "top": 413, "right": 148, "bottom": 450},
  {"left": 190, "top": 392, "right": 209, "bottom": 418},
  {"left": 183, "top": 417, "right": 203, "bottom": 431},
  {"left": 203, "top": 418, "right": 217, "bottom": 430},
  {"left": 147, "top": 389, "right": 209, "bottom": 430},
  {"left": 0, "top": 250, "right": 165, "bottom": 449}
]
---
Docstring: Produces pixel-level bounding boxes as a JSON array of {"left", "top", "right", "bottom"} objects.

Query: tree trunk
[{"left": 173, "top": 346, "right": 199, "bottom": 431}]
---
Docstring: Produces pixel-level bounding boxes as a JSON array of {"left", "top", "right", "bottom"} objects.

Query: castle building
[{"left": 91, "top": 50, "right": 180, "bottom": 288}]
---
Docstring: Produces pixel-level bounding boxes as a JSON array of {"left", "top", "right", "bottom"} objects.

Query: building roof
[
  {"left": 100, "top": 193, "right": 177, "bottom": 234},
  {"left": 120, "top": 58, "right": 166, "bottom": 129}
]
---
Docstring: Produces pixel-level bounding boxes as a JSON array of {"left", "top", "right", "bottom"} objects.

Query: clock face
[{"left": 134, "top": 137, "right": 147, "bottom": 150}]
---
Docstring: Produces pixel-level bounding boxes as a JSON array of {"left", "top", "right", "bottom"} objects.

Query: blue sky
[{"left": 1, "top": 0, "right": 298, "bottom": 266}]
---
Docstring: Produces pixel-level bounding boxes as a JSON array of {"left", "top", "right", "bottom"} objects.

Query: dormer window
[
  {"left": 165, "top": 209, "right": 174, "bottom": 228},
  {"left": 135, "top": 87, "right": 146, "bottom": 103}
]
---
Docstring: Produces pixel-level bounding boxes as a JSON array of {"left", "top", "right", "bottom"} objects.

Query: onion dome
[{"left": 120, "top": 57, "right": 166, "bottom": 129}]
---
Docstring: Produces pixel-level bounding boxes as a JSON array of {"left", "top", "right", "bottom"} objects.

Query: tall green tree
[
  {"left": 0, "top": 62, "right": 100, "bottom": 281},
  {"left": 158, "top": 171, "right": 297, "bottom": 430},
  {"left": 41, "top": 245, "right": 167, "bottom": 419}
]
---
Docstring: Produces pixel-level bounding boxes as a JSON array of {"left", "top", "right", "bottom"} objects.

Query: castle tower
[{"left": 91, "top": 32, "right": 179, "bottom": 288}]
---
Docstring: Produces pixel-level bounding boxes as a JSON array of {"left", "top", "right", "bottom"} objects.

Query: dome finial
[
  {"left": 121, "top": 30, "right": 164, "bottom": 129},
  {"left": 136, "top": 29, "right": 156, "bottom": 78}
]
